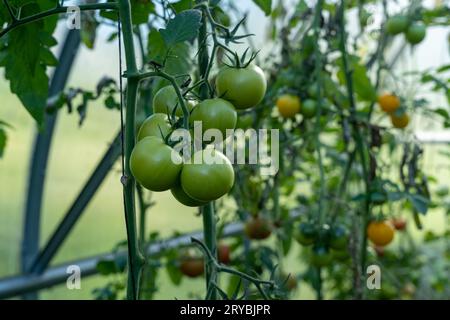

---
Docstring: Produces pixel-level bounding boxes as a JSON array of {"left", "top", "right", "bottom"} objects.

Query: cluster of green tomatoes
[
  {"left": 385, "top": 14, "right": 427, "bottom": 45},
  {"left": 130, "top": 64, "right": 267, "bottom": 207},
  {"left": 295, "top": 222, "right": 350, "bottom": 267}
]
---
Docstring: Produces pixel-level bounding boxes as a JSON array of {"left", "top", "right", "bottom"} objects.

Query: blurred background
[{"left": 0, "top": 0, "right": 448, "bottom": 299}]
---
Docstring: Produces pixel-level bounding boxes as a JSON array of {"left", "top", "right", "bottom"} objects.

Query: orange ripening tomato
[
  {"left": 276, "top": 94, "right": 301, "bottom": 118},
  {"left": 390, "top": 113, "right": 409, "bottom": 129},
  {"left": 367, "top": 220, "right": 395, "bottom": 246},
  {"left": 378, "top": 94, "right": 400, "bottom": 113}
]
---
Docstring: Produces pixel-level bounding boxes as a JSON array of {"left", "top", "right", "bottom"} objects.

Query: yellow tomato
[
  {"left": 367, "top": 220, "right": 395, "bottom": 246},
  {"left": 378, "top": 94, "right": 400, "bottom": 113},
  {"left": 276, "top": 94, "right": 301, "bottom": 118}
]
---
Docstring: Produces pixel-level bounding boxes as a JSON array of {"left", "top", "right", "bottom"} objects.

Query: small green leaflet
[
  {"left": 407, "top": 193, "right": 430, "bottom": 215},
  {"left": 252, "top": 0, "right": 272, "bottom": 16},
  {"left": 159, "top": 9, "right": 202, "bottom": 47},
  {"left": 148, "top": 28, "right": 191, "bottom": 75},
  {"left": 337, "top": 55, "right": 377, "bottom": 102},
  {"left": 171, "top": 0, "right": 194, "bottom": 13},
  {"left": 101, "top": 0, "right": 155, "bottom": 24},
  {"left": 0, "top": 128, "right": 6, "bottom": 158},
  {"left": 2, "top": 2, "right": 50, "bottom": 125}
]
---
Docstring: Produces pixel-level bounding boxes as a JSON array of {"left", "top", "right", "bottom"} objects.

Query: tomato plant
[{"left": 0, "top": 0, "right": 448, "bottom": 303}]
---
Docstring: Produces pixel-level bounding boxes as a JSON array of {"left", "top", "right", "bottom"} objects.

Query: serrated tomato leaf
[
  {"left": 159, "top": 9, "right": 202, "bottom": 46},
  {"left": 253, "top": 0, "right": 272, "bottom": 16}
]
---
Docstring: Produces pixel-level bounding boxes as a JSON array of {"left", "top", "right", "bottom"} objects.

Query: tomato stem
[
  {"left": 118, "top": 0, "right": 145, "bottom": 300},
  {"left": 338, "top": 1, "right": 371, "bottom": 299},
  {"left": 197, "top": 0, "right": 218, "bottom": 299}
]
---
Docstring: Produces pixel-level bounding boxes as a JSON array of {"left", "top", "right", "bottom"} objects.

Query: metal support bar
[
  {"left": 21, "top": 30, "right": 81, "bottom": 299},
  {"left": 0, "top": 222, "right": 245, "bottom": 299},
  {"left": 29, "top": 131, "right": 122, "bottom": 274}
]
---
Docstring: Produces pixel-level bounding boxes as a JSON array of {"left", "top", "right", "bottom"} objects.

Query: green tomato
[
  {"left": 130, "top": 136, "right": 182, "bottom": 192},
  {"left": 137, "top": 113, "right": 171, "bottom": 141},
  {"left": 405, "top": 23, "right": 426, "bottom": 44},
  {"left": 153, "top": 86, "right": 194, "bottom": 117},
  {"left": 307, "top": 83, "right": 320, "bottom": 98},
  {"left": 171, "top": 181, "right": 208, "bottom": 207},
  {"left": 295, "top": 222, "right": 317, "bottom": 246},
  {"left": 331, "top": 248, "right": 350, "bottom": 261},
  {"left": 181, "top": 149, "right": 235, "bottom": 201},
  {"left": 385, "top": 15, "right": 409, "bottom": 35},
  {"left": 216, "top": 64, "right": 267, "bottom": 110},
  {"left": 310, "top": 246, "right": 333, "bottom": 267},
  {"left": 236, "top": 113, "right": 254, "bottom": 130},
  {"left": 190, "top": 98, "right": 237, "bottom": 142},
  {"left": 329, "top": 225, "right": 349, "bottom": 250},
  {"left": 301, "top": 99, "right": 317, "bottom": 118}
]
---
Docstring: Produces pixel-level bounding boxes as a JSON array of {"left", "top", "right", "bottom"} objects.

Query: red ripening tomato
[
  {"left": 391, "top": 218, "right": 407, "bottom": 231},
  {"left": 179, "top": 256, "right": 204, "bottom": 278},
  {"left": 218, "top": 244, "right": 231, "bottom": 264},
  {"left": 245, "top": 216, "right": 272, "bottom": 240}
]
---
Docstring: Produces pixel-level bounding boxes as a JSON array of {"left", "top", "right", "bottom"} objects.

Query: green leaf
[
  {"left": 407, "top": 193, "right": 429, "bottom": 215},
  {"left": 147, "top": 28, "right": 192, "bottom": 75},
  {"left": 166, "top": 261, "right": 183, "bottom": 286},
  {"left": 40, "top": 47, "right": 58, "bottom": 66},
  {"left": 3, "top": 3, "right": 49, "bottom": 125},
  {"left": 101, "top": 0, "right": 154, "bottom": 24},
  {"left": 0, "top": 128, "right": 6, "bottom": 158},
  {"left": 81, "top": 13, "right": 98, "bottom": 49},
  {"left": 252, "top": 0, "right": 272, "bottom": 16},
  {"left": 337, "top": 56, "right": 377, "bottom": 102},
  {"left": 171, "top": 0, "right": 194, "bottom": 13},
  {"left": 131, "top": 0, "right": 155, "bottom": 24},
  {"left": 433, "top": 108, "right": 450, "bottom": 119},
  {"left": 159, "top": 9, "right": 202, "bottom": 46},
  {"left": 96, "top": 260, "right": 118, "bottom": 275}
]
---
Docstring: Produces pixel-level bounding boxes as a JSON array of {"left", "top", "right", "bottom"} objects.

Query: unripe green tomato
[
  {"left": 405, "top": 23, "right": 426, "bottom": 44},
  {"left": 307, "top": 83, "right": 320, "bottom": 98},
  {"left": 329, "top": 225, "right": 349, "bottom": 250},
  {"left": 301, "top": 99, "right": 317, "bottom": 118},
  {"left": 181, "top": 149, "right": 235, "bottom": 201},
  {"left": 171, "top": 182, "right": 208, "bottom": 207},
  {"left": 190, "top": 98, "right": 237, "bottom": 142},
  {"left": 385, "top": 15, "right": 409, "bottom": 35},
  {"left": 295, "top": 222, "right": 317, "bottom": 246},
  {"left": 137, "top": 113, "right": 171, "bottom": 141},
  {"left": 236, "top": 113, "right": 254, "bottom": 130},
  {"left": 310, "top": 246, "right": 333, "bottom": 267},
  {"left": 153, "top": 86, "right": 194, "bottom": 117},
  {"left": 130, "top": 136, "right": 182, "bottom": 192},
  {"left": 216, "top": 65, "right": 267, "bottom": 110},
  {"left": 331, "top": 248, "right": 350, "bottom": 261}
]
